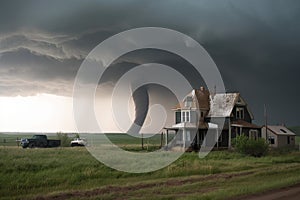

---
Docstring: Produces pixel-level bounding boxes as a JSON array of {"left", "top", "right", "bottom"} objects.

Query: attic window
[
  {"left": 280, "top": 129, "right": 287, "bottom": 133},
  {"left": 185, "top": 96, "right": 193, "bottom": 107},
  {"left": 236, "top": 107, "right": 244, "bottom": 119}
]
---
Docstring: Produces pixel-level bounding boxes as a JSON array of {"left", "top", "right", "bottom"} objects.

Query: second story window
[
  {"left": 181, "top": 111, "right": 190, "bottom": 122},
  {"left": 185, "top": 96, "right": 193, "bottom": 107},
  {"left": 236, "top": 107, "right": 244, "bottom": 119}
]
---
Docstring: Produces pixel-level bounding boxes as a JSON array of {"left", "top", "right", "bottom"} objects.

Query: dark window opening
[
  {"left": 236, "top": 107, "right": 244, "bottom": 119},
  {"left": 269, "top": 136, "right": 275, "bottom": 144}
]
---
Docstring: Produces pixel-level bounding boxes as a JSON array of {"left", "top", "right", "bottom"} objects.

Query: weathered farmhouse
[
  {"left": 262, "top": 125, "right": 296, "bottom": 148},
  {"left": 164, "top": 87, "right": 261, "bottom": 150}
]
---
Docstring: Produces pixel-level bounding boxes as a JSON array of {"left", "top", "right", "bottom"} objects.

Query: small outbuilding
[{"left": 262, "top": 125, "right": 296, "bottom": 148}]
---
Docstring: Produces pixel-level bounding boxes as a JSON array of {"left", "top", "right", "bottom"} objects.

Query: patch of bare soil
[
  {"left": 33, "top": 171, "right": 253, "bottom": 200},
  {"left": 233, "top": 183, "right": 300, "bottom": 200}
]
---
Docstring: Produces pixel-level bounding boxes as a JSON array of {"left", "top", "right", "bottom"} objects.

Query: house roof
[
  {"left": 171, "top": 122, "right": 218, "bottom": 129},
  {"left": 172, "top": 122, "right": 197, "bottom": 129},
  {"left": 207, "top": 93, "right": 239, "bottom": 117},
  {"left": 173, "top": 88, "right": 254, "bottom": 119},
  {"left": 173, "top": 88, "right": 210, "bottom": 110},
  {"left": 264, "top": 125, "right": 296, "bottom": 136}
]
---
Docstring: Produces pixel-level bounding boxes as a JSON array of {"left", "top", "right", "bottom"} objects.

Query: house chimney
[{"left": 195, "top": 86, "right": 210, "bottom": 110}]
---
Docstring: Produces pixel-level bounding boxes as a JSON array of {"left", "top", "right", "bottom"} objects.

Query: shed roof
[{"left": 264, "top": 125, "right": 296, "bottom": 136}]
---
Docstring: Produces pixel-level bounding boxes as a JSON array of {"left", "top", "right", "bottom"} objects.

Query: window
[
  {"left": 236, "top": 107, "right": 244, "bottom": 119},
  {"left": 175, "top": 111, "right": 181, "bottom": 124},
  {"left": 181, "top": 111, "right": 190, "bottom": 122},
  {"left": 200, "top": 111, "right": 204, "bottom": 118},
  {"left": 250, "top": 130, "right": 258, "bottom": 140},
  {"left": 185, "top": 96, "right": 193, "bottom": 107},
  {"left": 287, "top": 136, "right": 290, "bottom": 144},
  {"left": 268, "top": 136, "right": 275, "bottom": 144}
]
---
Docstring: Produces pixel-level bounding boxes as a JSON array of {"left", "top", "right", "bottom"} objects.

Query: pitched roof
[
  {"left": 173, "top": 88, "right": 254, "bottom": 119},
  {"left": 173, "top": 88, "right": 210, "bottom": 110},
  {"left": 207, "top": 93, "right": 239, "bottom": 117},
  {"left": 264, "top": 125, "right": 296, "bottom": 136}
]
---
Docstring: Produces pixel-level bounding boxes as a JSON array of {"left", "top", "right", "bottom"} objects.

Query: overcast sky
[{"left": 0, "top": 0, "right": 300, "bottom": 132}]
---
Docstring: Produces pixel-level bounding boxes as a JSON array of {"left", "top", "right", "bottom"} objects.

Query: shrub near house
[{"left": 233, "top": 135, "right": 268, "bottom": 157}]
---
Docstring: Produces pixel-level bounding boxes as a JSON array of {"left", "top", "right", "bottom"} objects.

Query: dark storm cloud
[{"left": 0, "top": 0, "right": 300, "bottom": 125}]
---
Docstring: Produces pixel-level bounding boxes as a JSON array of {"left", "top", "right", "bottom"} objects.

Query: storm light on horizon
[{"left": 0, "top": 94, "right": 76, "bottom": 132}]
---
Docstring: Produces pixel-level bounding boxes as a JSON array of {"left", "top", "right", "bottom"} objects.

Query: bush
[
  {"left": 56, "top": 132, "right": 72, "bottom": 147},
  {"left": 232, "top": 135, "right": 268, "bottom": 157}
]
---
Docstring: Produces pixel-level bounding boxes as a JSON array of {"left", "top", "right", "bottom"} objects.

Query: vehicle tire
[
  {"left": 71, "top": 143, "right": 78, "bottom": 147},
  {"left": 28, "top": 143, "right": 35, "bottom": 148}
]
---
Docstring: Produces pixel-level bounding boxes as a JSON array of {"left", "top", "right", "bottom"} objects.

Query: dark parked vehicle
[{"left": 20, "top": 135, "right": 61, "bottom": 148}]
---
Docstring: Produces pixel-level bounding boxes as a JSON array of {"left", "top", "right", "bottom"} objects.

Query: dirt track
[
  {"left": 33, "top": 172, "right": 300, "bottom": 200},
  {"left": 34, "top": 172, "right": 252, "bottom": 200},
  {"left": 236, "top": 183, "right": 300, "bottom": 200}
]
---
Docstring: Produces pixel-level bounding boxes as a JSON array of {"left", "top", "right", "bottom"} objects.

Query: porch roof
[{"left": 231, "top": 120, "right": 261, "bottom": 129}]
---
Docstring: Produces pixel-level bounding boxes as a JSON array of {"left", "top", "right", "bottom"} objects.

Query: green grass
[
  {"left": 0, "top": 133, "right": 61, "bottom": 147},
  {"left": 0, "top": 146, "right": 300, "bottom": 199},
  {"left": 0, "top": 133, "right": 172, "bottom": 149},
  {"left": 296, "top": 136, "right": 300, "bottom": 145}
]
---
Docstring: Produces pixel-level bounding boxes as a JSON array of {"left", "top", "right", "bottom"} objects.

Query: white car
[{"left": 70, "top": 138, "right": 87, "bottom": 147}]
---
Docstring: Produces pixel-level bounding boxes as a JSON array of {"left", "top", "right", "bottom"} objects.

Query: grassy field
[
  {"left": 0, "top": 133, "right": 169, "bottom": 148},
  {"left": 296, "top": 136, "right": 300, "bottom": 146},
  {"left": 0, "top": 143, "right": 300, "bottom": 200}
]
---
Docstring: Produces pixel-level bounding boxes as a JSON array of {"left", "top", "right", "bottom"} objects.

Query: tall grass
[{"left": 0, "top": 147, "right": 300, "bottom": 199}]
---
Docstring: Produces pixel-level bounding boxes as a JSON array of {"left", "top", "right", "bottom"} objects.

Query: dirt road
[{"left": 237, "top": 184, "right": 300, "bottom": 200}]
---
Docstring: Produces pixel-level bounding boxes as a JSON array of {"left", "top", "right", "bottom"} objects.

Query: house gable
[{"left": 173, "top": 88, "right": 256, "bottom": 128}]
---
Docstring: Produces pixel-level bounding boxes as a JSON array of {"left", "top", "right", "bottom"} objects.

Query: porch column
[
  {"left": 216, "top": 129, "right": 219, "bottom": 149},
  {"left": 165, "top": 129, "right": 169, "bottom": 146},
  {"left": 197, "top": 131, "right": 200, "bottom": 148},
  {"left": 160, "top": 132, "right": 163, "bottom": 148},
  {"left": 182, "top": 128, "right": 186, "bottom": 149},
  {"left": 228, "top": 120, "right": 231, "bottom": 148}
]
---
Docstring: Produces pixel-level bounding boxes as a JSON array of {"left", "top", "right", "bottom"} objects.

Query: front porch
[{"left": 163, "top": 120, "right": 261, "bottom": 151}]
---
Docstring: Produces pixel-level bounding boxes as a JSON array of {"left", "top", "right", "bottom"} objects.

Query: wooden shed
[{"left": 262, "top": 125, "right": 296, "bottom": 148}]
